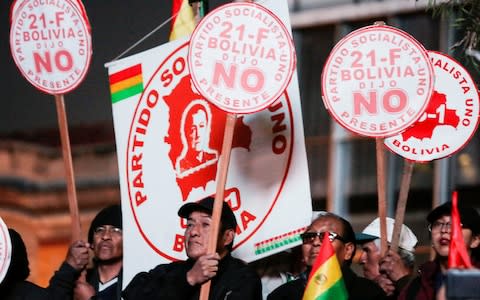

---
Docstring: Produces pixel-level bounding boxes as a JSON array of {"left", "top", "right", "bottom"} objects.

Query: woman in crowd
[{"left": 398, "top": 201, "right": 480, "bottom": 300}]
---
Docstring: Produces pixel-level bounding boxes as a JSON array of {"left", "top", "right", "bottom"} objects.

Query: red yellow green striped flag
[
  {"left": 302, "top": 232, "right": 348, "bottom": 300},
  {"left": 170, "top": 0, "right": 195, "bottom": 41},
  {"left": 109, "top": 64, "right": 143, "bottom": 103}
]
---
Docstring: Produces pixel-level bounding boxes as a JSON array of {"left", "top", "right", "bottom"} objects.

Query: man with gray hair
[
  {"left": 356, "top": 217, "right": 418, "bottom": 298},
  {"left": 268, "top": 212, "right": 387, "bottom": 300}
]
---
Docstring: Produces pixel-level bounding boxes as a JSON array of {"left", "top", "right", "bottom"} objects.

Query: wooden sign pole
[
  {"left": 375, "top": 138, "right": 388, "bottom": 256},
  {"left": 390, "top": 160, "right": 414, "bottom": 252},
  {"left": 55, "top": 95, "right": 81, "bottom": 241},
  {"left": 188, "top": 1, "right": 295, "bottom": 298},
  {"left": 10, "top": 0, "right": 91, "bottom": 244},
  {"left": 199, "top": 113, "right": 237, "bottom": 300}
]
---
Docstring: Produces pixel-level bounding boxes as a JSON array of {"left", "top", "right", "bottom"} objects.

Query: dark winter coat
[
  {"left": 2, "top": 281, "right": 47, "bottom": 300},
  {"left": 122, "top": 253, "right": 262, "bottom": 300},
  {"left": 267, "top": 266, "right": 388, "bottom": 300},
  {"left": 47, "top": 262, "right": 122, "bottom": 300},
  {"left": 397, "top": 259, "right": 480, "bottom": 300}
]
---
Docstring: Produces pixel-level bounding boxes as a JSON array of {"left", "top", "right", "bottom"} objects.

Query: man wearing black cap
[
  {"left": 47, "top": 204, "right": 123, "bottom": 300},
  {"left": 122, "top": 196, "right": 262, "bottom": 300},
  {"left": 398, "top": 201, "right": 480, "bottom": 300}
]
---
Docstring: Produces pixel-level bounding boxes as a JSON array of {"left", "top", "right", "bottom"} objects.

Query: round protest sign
[
  {"left": 384, "top": 51, "right": 480, "bottom": 162},
  {"left": 9, "top": 0, "right": 92, "bottom": 95},
  {"left": 321, "top": 24, "right": 434, "bottom": 137},
  {"left": 9, "top": 0, "right": 23, "bottom": 22},
  {"left": 0, "top": 217, "right": 12, "bottom": 284},
  {"left": 188, "top": 2, "right": 296, "bottom": 114}
]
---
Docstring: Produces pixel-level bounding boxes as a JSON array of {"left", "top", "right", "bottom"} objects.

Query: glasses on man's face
[
  {"left": 93, "top": 225, "right": 122, "bottom": 237},
  {"left": 300, "top": 231, "right": 346, "bottom": 244},
  {"left": 428, "top": 221, "right": 462, "bottom": 232}
]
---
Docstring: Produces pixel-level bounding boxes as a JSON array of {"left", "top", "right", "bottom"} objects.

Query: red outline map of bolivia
[
  {"left": 401, "top": 90, "right": 459, "bottom": 141},
  {"left": 164, "top": 75, "right": 252, "bottom": 200}
]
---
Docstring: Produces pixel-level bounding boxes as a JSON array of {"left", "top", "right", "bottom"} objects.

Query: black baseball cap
[
  {"left": 427, "top": 201, "right": 480, "bottom": 235},
  {"left": 178, "top": 196, "right": 237, "bottom": 230}
]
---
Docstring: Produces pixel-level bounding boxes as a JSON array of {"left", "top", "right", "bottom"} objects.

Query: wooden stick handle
[
  {"left": 199, "top": 113, "right": 236, "bottom": 300},
  {"left": 375, "top": 138, "right": 388, "bottom": 256},
  {"left": 55, "top": 95, "right": 81, "bottom": 242},
  {"left": 390, "top": 160, "right": 414, "bottom": 252}
]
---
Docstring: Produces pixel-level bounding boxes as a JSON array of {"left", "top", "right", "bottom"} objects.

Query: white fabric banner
[{"left": 107, "top": 0, "right": 312, "bottom": 286}]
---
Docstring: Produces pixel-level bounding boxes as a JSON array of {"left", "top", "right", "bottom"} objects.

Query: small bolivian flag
[
  {"left": 302, "top": 232, "right": 348, "bottom": 300},
  {"left": 109, "top": 64, "right": 143, "bottom": 103},
  {"left": 169, "top": 0, "right": 195, "bottom": 41}
]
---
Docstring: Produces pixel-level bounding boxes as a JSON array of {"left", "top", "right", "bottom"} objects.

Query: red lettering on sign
[
  {"left": 239, "top": 210, "right": 257, "bottom": 232},
  {"left": 33, "top": 50, "right": 73, "bottom": 73},
  {"left": 353, "top": 91, "right": 377, "bottom": 115},
  {"left": 161, "top": 57, "right": 186, "bottom": 88},
  {"left": 55, "top": 50, "right": 73, "bottom": 71},
  {"left": 133, "top": 172, "right": 144, "bottom": 188},
  {"left": 353, "top": 89, "right": 408, "bottom": 115},
  {"left": 213, "top": 62, "right": 236, "bottom": 88},
  {"left": 33, "top": 51, "right": 52, "bottom": 73},
  {"left": 135, "top": 191, "right": 147, "bottom": 207},
  {"left": 383, "top": 89, "right": 407, "bottom": 113},
  {"left": 173, "top": 234, "right": 185, "bottom": 252},
  {"left": 131, "top": 154, "right": 143, "bottom": 171},
  {"left": 241, "top": 68, "right": 264, "bottom": 92},
  {"left": 272, "top": 135, "right": 287, "bottom": 154}
]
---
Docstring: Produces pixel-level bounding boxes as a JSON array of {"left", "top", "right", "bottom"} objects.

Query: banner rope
[
  {"left": 110, "top": 0, "right": 267, "bottom": 62},
  {"left": 111, "top": 13, "right": 177, "bottom": 61}
]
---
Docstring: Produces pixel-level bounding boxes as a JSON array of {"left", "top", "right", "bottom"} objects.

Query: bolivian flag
[
  {"left": 169, "top": 0, "right": 195, "bottom": 41},
  {"left": 302, "top": 232, "right": 348, "bottom": 300},
  {"left": 109, "top": 64, "right": 143, "bottom": 103}
]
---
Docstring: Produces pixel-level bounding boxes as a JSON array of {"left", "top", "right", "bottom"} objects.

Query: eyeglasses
[
  {"left": 300, "top": 231, "right": 346, "bottom": 244},
  {"left": 93, "top": 225, "right": 122, "bottom": 236},
  {"left": 428, "top": 221, "right": 462, "bottom": 232}
]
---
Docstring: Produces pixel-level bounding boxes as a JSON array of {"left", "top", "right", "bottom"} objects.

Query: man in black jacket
[
  {"left": 267, "top": 212, "right": 387, "bottom": 300},
  {"left": 48, "top": 204, "right": 123, "bottom": 300},
  {"left": 122, "top": 196, "right": 262, "bottom": 300}
]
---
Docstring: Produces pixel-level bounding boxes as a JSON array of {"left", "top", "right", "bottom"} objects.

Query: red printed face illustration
[
  {"left": 189, "top": 108, "right": 207, "bottom": 152},
  {"left": 163, "top": 75, "right": 252, "bottom": 200},
  {"left": 176, "top": 100, "right": 218, "bottom": 178}
]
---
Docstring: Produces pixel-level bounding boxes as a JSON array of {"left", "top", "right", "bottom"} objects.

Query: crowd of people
[{"left": 1, "top": 196, "right": 479, "bottom": 300}]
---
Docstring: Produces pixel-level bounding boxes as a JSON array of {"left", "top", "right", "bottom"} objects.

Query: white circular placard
[
  {"left": 384, "top": 51, "right": 480, "bottom": 162},
  {"left": 321, "top": 24, "right": 434, "bottom": 137},
  {"left": 188, "top": 2, "right": 296, "bottom": 114},
  {"left": 9, "top": 0, "right": 92, "bottom": 95}
]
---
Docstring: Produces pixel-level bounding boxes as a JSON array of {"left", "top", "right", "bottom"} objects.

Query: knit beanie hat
[{"left": 88, "top": 204, "right": 122, "bottom": 243}]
